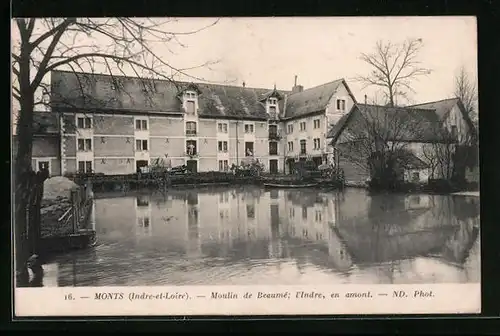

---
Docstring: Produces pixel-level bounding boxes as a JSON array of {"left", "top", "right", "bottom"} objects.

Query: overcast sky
[{"left": 12, "top": 16, "right": 477, "bottom": 111}]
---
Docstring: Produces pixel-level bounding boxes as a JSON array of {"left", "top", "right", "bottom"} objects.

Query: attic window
[
  {"left": 269, "top": 98, "right": 278, "bottom": 105},
  {"left": 185, "top": 91, "right": 197, "bottom": 99},
  {"left": 337, "top": 99, "right": 346, "bottom": 111}
]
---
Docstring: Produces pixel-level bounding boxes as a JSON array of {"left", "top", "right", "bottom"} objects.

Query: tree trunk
[
  {"left": 15, "top": 34, "right": 36, "bottom": 287},
  {"left": 14, "top": 99, "right": 35, "bottom": 287}
]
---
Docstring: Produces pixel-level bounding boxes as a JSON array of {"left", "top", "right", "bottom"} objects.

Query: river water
[{"left": 41, "top": 187, "right": 480, "bottom": 286}]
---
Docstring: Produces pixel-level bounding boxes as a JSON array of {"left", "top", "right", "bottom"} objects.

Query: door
[
  {"left": 186, "top": 160, "right": 198, "bottom": 173},
  {"left": 136, "top": 160, "right": 149, "bottom": 173},
  {"left": 269, "top": 159, "right": 278, "bottom": 174},
  {"left": 287, "top": 159, "right": 295, "bottom": 175}
]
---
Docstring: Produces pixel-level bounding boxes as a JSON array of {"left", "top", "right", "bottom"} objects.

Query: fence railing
[{"left": 57, "top": 184, "right": 93, "bottom": 234}]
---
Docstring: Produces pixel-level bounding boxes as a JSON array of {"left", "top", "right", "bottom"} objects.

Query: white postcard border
[{"left": 15, "top": 283, "right": 481, "bottom": 317}]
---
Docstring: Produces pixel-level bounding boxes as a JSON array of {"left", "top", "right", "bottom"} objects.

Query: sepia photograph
[{"left": 11, "top": 16, "right": 480, "bottom": 315}]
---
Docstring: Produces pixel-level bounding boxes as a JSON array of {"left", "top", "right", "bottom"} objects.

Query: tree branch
[{"left": 30, "top": 19, "right": 76, "bottom": 91}]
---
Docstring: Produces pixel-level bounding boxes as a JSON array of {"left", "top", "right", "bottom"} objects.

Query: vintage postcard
[{"left": 11, "top": 16, "right": 480, "bottom": 317}]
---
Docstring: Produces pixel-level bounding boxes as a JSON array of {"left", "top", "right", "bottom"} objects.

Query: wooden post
[{"left": 70, "top": 189, "right": 78, "bottom": 234}]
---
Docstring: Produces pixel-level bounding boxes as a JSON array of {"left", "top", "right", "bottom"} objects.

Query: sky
[{"left": 11, "top": 16, "right": 477, "bottom": 113}]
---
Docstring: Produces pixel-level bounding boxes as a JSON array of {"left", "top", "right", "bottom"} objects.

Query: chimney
[
  {"left": 364, "top": 94, "right": 367, "bottom": 105},
  {"left": 242, "top": 81, "right": 246, "bottom": 88},
  {"left": 292, "top": 75, "right": 304, "bottom": 94},
  {"left": 282, "top": 94, "right": 288, "bottom": 117}
]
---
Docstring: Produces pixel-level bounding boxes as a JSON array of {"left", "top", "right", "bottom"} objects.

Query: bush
[
  {"left": 422, "top": 178, "right": 478, "bottom": 193},
  {"left": 367, "top": 178, "right": 420, "bottom": 192}
]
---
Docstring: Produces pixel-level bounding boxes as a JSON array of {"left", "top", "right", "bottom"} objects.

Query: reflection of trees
[
  {"left": 335, "top": 193, "right": 460, "bottom": 264},
  {"left": 451, "top": 196, "right": 480, "bottom": 221},
  {"left": 433, "top": 223, "right": 479, "bottom": 266}
]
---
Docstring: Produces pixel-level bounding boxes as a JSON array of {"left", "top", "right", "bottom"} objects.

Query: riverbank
[
  {"left": 78, "top": 173, "right": 345, "bottom": 193},
  {"left": 451, "top": 191, "right": 480, "bottom": 197}
]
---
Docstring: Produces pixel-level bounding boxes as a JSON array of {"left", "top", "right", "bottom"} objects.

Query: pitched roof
[
  {"left": 50, "top": 70, "right": 290, "bottom": 120},
  {"left": 408, "top": 97, "right": 460, "bottom": 120},
  {"left": 328, "top": 104, "right": 453, "bottom": 145},
  {"left": 408, "top": 97, "right": 477, "bottom": 138},
  {"left": 280, "top": 79, "right": 349, "bottom": 119},
  {"left": 32, "top": 112, "right": 60, "bottom": 134}
]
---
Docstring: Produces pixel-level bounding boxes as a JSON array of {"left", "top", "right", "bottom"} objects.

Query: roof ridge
[
  {"left": 408, "top": 97, "right": 459, "bottom": 107},
  {"left": 287, "top": 78, "right": 344, "bottom": 97},
  {"left": 51, "top": 69, "right": 291, "bottom": 93},
  {"left": 356, "top": 103, "right": 437, "bottom": 112}
]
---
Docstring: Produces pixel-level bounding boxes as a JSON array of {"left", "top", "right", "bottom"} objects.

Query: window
[
  {"left": 37, "top": 160, "right": 50, "bottom": 173},
  {"left": 313, "top": 138, "right": 321, "bottom": 150},
  {"left": 186, "top": 140, "right": 197, "bottom": 155},
  {"left": 313, "top": 119, "right": 320, "bottom": 129},
  {"left": 77, "top": 138, "right": 92, "bottom": 151},
  {"left": 218, "top": 141, "right": 228, "bottom": 152},
  {"left": 223, "top": 160, "right": 229, "bottom": 171},
  {"left": 287, "top": 141, "right": 294, "bottom": 152},
  {"left": 245, "top": 142, "right": 254, "bottom": 156},
  {"left": 185, "top": 101, "right": 195, "bottom": 114},
  {"left": 218, "top": 123, "right": 228, "bottom": 133},
  {"left": 244, "top": 124, "right": 254, "bottom": 133},
  {"left": 136, "top": 139, "right": 148, "bottom": 151},
  {"left": 337, "top": 99, "right": 346, "bottom": 111},
  {"left": 315, "top": 210, "right": 322, "bottom": 222},
  {"left": 451, "top": 125, "right": 458, "bottom": 138},
  {"left": 185, "top": 91, "right": 197, "bottom": 99},
  {"left": 269, "top": 106, "right": 277, "bottom": 119},
  {"left": 268, "top": 124, "right": 278, "bottom": 138},
  {"left": 411, "top": 172, "right": 420, "bottom": 183},
  {"left": 186, "top": 121, "right": 197, "bottom": 136},
  {"left": 302, "top": 206, "right": 308, "bottom": 220},
  {"left": 300, "top": 139, "right": 307, "bottom": 155},
  {"left": 77, "top": 117, "right": 92, "bottom": 129},
  {"left": 78, "top": 160, "right": 93, "bottom": 173},
  {"left": 136, "top": 196, "right": 149, "bottom": 207},
  {"left": 269, "top": 98, "right": 277, "bottom": 105},
  {"left": 287, "top": 124, "right": 294, "bottom": 134},
  {"left": 289, "top": 207, "right": 295, "bottom": 218},
  {"left": 135, "top": 119, "right": 148, "bottom": 130},
  {"left": 300, "top": 121, "right": 306, "bottom": 131},
  {"left": 269, "top": 142, "right": 278, "bottom": 155}
]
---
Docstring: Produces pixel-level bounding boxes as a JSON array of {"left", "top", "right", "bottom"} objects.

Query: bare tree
[
  {"left": 11, "top": 17, "right": 219, "bottom": 285},
  {"left": 421, "top": 123, "right": 476, "bottom": 182},
  {"left": 421, "top": 141, "right": 455, "bottom": 181},
  {"left": 454, "top": 66, "right": 478, "bottom": 121},
  {"left": 354, "top": 38, "right": 432, "bottom": 107},
  {"left": 334, "top": 101, "right": 430, "bottom": 186}
]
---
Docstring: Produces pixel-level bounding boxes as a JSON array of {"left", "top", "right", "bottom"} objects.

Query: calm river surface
[{"left": 42, "top": 187, "right": 480, "bottom": 286}]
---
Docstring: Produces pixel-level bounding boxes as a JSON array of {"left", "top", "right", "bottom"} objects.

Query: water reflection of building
[
  {"left": 77, "top": 188, "right": 480, "bottom": 286},
  {"left": 135, "top": 195, "right": 152, "bottom": 237}
]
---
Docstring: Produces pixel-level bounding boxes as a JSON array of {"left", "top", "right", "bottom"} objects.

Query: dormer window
[
  {"left": 180, "top": 86, "right": 201, "bottom": 115},
  {"left": 185, "top": 91, "right": 197, "bottom": 99},
  {"left": 184, "top": 91, "right": 197, "bottom": 114},
  {"left": 269, "top": 98, "right": 278, "bottom": 105}
]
